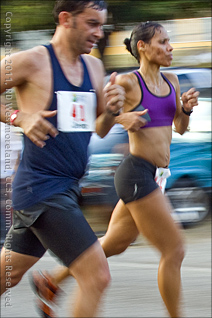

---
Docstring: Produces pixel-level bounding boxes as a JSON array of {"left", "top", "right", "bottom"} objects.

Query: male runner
[{"left": 0, "top": 1, "right": 126, "bottom": 317}]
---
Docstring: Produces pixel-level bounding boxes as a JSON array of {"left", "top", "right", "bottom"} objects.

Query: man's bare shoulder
[
  {"left": 82, "top": 54, "right": 105, "bottom": 91},
  {"left": 8, "top": 46, "right": 48, "bottom": 71},
  {"left": 1, "top": 46, "right": 50, "bottom": 91},
  {"left": 82, "top": 54, "right": 104, "bottom": 72}
]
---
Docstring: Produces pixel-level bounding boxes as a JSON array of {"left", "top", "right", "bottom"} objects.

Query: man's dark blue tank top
[{"left": 12, "top": 44, "right": 96, "bottom": 210}]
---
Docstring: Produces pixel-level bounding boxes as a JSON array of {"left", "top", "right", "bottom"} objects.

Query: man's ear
[{"left": 58, "top": 11, "right": 72, "bottom": 28}]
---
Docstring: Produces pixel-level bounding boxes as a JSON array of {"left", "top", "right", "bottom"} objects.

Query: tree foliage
[
  {"left": 107, "top": 0, "right": 211, "bottom": 25},
  {"left": 1, "top": 0, "right": 211, "bottom": 33}
]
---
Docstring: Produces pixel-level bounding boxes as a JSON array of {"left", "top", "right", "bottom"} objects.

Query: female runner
[
  {"left": 32, "top": 21, "right": 199, "bottom": 318},
  {"left": 101, "top": 21, "right": 199, "bottom": 317}
]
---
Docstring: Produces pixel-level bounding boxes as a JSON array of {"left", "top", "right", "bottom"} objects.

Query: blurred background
[
  {"left": 0, "top": 0, "right": 211, "bottom": 238},
  {"left": 0, "top": 0, "right": 211, "bottom": 69},
  {"left": 0, "top": 2, "right": 211, "bottom": 317}
]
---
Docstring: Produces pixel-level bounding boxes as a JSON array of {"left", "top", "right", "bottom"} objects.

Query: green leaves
[{"left": 1, "top": 0, "right": 211, "bottom": 32}]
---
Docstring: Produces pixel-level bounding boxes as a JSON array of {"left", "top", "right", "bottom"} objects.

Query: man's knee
[
  {"left": 1, "top": 265, "right": 23, "bottom": 293},
  {"left": 70, "top": 243, "right": 111, "bottom": 293},
  {"left": 95, "top": 265, "right": 111, "bottom": 293}
]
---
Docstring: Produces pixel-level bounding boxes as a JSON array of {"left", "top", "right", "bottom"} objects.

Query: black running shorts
[
  {"left": 114, "top": 154, "right": 159, "bottom": 204},
  {"left": 4, "top": 185, "right": 97, "bottom": 267}
]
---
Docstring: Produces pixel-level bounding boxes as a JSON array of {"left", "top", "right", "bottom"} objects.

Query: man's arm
[
  {"left": 0, "top": 104, "right": 58, "bottom": 148},
  {"left": 1, "top": 50, "right": 58, "bottom": 148},
  {"left": 95, "top": 72, "right": 126, "bottom": 138}
]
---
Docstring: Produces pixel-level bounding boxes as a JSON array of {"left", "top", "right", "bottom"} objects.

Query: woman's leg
[
  {"left": 100, "top": 199, "right": 139, "bottom": 257},
  {"left": 127, "top": 188, "right": 185, "bottom": 318}
]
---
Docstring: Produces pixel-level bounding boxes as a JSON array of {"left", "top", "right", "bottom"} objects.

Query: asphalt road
[{"left": 1, "top": 215, "right": 211, "bottom": 318}]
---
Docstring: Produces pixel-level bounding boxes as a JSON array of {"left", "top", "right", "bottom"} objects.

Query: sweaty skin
[{"left": 114, "top": 27, "right": 198, "bottom": 168}]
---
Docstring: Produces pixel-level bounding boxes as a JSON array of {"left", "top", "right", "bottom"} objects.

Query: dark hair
[
  {"left": 124, "top": 21, "right": 163, "bottom": 63},
  {"left": 53, "top": 0, "right": 107, "bottom": 24}
]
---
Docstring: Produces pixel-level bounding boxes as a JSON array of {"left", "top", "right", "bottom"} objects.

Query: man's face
[{"left": 69, "top": 6, "right": 107, "bottom": 54}]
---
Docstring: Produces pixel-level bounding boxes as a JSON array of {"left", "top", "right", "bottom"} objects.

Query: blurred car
[
  {"left": 79, "top": 97, "right": 211, "bottom": 226},
  {"left": 162, "top": 68, "right": 211, "bottom": 96},
  {"left": 166, "top": 98, "right": 211, "bottom": 225}
]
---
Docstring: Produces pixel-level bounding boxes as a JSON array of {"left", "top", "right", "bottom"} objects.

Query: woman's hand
[
  {"left": 181, "top": 88, "right": 199, "bottom": 112},
  {"left": 116, "top": 110, "right": 149, "bottom": 132}
]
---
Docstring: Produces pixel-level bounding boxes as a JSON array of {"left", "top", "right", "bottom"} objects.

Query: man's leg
[
  {"left": 32, "top": 242, "right": 110, "bottom": 318},
  {"left": 69, "top": 240, "right": 110, "bottom": 317},
  {"left": 67, "top": 200, "right": 140, "bottom": 317},
  {"left": 31, "top": 199, "right": 138, "bottom": 299},
  {"left": 1, "top": 247, "right": 40, "bottom": 295},
  {"left": 32, "top": 199, "right": 138, "bottom": 290},
  {"left": 29, "top": 195, "right": 111, "bottom": 318},
  {"left": 1, "top": 223, "right": 46, "bottom": 296}
]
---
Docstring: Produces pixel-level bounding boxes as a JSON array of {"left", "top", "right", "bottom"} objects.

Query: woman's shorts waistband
[{"left": 128, "top": 154, "right": 157, "bottom": 174}]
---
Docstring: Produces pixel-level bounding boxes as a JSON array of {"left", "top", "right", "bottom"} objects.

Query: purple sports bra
[{"left": 132, "top": 71, "right": 176, "bottom": 128}]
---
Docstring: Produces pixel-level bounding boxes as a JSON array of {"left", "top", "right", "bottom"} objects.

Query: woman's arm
[{"left": 168, "top": 73, "right": 199, "bottom": 135}]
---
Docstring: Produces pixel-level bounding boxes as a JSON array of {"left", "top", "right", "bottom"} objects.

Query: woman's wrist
[{"left": 182, "top": 106, "right": 193, "bottom": 116}]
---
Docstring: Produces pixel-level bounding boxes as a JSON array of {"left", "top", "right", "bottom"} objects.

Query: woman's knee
[
  {"left": 164, "top": 241, "right": 185, "bottom": 267},
  {"left": 112, "top": 235, "right": 136, "bottom": 256},
  {"left": 101, "top": 232, "right": 138, "bottom": 258}
]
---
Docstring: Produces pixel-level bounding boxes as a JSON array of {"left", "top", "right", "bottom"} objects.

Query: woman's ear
[
  {"left": 58, "top": 11, "right": 72, "bottom": 28},
  {"left": 137, "top": 40, "right": 146, "bottom": 53}
]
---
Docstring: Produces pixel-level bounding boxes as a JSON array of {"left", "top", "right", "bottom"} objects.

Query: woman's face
[{"left": 143, "top": 27, "right": 173, "bottom": 67}]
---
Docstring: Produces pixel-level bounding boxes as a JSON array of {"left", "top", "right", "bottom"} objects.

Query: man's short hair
[{"left": 53, "top": 0, "right": 107, "bottom": 24}]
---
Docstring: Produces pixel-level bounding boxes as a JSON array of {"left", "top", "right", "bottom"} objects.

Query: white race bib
[
  {"left": 154, "top": 167, "right": 171, "bottom": 194},
  {"left": 56, "top": 91, "right": 96, "bottom": 132}
]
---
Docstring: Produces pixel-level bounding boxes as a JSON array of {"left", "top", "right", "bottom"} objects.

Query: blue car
[
  {"left": 166, "top": 98, "right": 211, "bottom": 224},
  {"left": 80, "top": 97, "right": 211, "bottom": 226}
]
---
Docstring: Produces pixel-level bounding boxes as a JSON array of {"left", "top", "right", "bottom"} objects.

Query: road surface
[{"left": 1, "top": 215, "right": 211, "bottom": 317}]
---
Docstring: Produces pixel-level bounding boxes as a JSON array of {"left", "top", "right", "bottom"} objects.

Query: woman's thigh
[{"left": 126, "top": 188, "right": 184, "bottom": 254}]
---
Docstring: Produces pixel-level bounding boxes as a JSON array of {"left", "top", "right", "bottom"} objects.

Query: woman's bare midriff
[{"left": 128, "top": 126, "right": 173, "bottom": 168}]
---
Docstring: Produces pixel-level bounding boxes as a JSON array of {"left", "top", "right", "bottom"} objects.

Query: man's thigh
[
  {"left": 30, "top": 201, "right": 97, "bottom": 268},
  {"left": 3, "top": 225, "right": 46, "bottom": 258}
]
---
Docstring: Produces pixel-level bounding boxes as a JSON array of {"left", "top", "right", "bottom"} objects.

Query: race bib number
[
  {"left": 56, "top": 91, "right": 96, "bottom": 132},
  {"left": 154, "top": 167, "right": 171, "bottom": 194}
]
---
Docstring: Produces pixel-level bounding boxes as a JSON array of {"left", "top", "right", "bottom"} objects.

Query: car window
[
  {"left": 177, "top": 74, "right": 193, "bottom": 93},
  {"left": 172, "top": 98, "right": 211, "bottom": 142},
  {"left": 190, "top": 72, "right": 211, "bottom": 88},
  {"left": 189, "top": 99, "right": 211, "bottom": 132}
]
